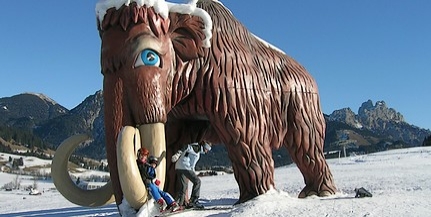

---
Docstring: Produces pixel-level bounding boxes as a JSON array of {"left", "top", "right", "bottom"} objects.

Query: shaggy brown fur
[{"left": 99, "top": 0, "right": 336, "bottom": 206}]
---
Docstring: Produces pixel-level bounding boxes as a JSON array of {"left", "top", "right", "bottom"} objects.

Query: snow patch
[
  {"left": 1, "top": 147, "right": 431, "bottom": 216},
  {"left": 24, "top": 92, "right": 58, "bottom": 106},
  {"left": 252, "top": 33, "right": 286, "bottom": 55},
  {"left": 95, "top": 0, "right": 213, "bottom": 47}
]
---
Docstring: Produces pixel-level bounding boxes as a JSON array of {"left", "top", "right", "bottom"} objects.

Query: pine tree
[{"left": 423, "top": 135, "right": 431, "bottom": 147}]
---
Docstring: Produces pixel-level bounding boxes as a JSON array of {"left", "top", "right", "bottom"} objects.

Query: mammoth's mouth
[{"left": 117, "top": 123, "right": 167, "bottom": 210}]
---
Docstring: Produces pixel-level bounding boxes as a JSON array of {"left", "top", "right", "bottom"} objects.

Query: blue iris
[{"left": 135, "top": 49, "right": 161, "bottom": 67}]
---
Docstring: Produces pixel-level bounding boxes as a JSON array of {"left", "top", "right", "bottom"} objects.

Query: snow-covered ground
[{"left": 1, "top": 146, "right": 431, "bottom": 217}]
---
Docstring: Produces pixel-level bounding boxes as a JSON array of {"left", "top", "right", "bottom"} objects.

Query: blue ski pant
[{"left": 148, "top": 183, "right": 175, "bottom": 205}]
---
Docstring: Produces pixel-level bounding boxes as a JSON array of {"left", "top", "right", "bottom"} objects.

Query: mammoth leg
[
  {"left": 226, "top": 141, "right": 274, "bottom": 203},
  {"left": 285, "top": 93, "right": 337, "bottom": 197}
]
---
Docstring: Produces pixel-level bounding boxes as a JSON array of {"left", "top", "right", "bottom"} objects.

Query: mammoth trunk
[{"left": 116, "top": 124, "right": 167, "bottom": 210}]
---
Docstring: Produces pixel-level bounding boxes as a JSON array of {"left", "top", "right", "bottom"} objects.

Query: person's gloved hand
[{"left": 171, "top": 151, "right": 182, "bottom": 162}]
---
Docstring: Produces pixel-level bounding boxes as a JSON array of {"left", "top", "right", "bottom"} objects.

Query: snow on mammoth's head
[{"left": 95, "top": 0, "right": 212, "bottom": 47}]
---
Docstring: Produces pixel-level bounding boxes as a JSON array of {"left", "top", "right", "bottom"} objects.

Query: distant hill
[
  {"left": 324, "top": 100, "right": 430, "bottom": 158},
  {"left": 0, "top": 93, "right": 67, "bottom": 130},
  {"left": 0, "top": 92, "right": 430, "bottom": 168},
  {"left": 327, "top": 100, "right": 428, "bottom": 146}
]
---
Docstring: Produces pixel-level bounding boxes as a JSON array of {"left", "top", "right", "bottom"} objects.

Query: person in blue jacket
[
  {"left": 136, "top": 148, "right": 180, "bottom": 212},
  {"left": 171, "top": 141, "right": 212, "bottom": 208}
]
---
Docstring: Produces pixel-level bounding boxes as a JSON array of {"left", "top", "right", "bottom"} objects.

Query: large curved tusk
[
  {"left": 117, "top": 124, "right": 166, "bottom": 210},
  {"left": 138, "top": 123, "right": 166, "bottom": 188},
  {"left": 51, "top": 134, "right": 115, "bottom": 207},
  {"left": 117, "top": 126, "right": 149, "bottom": 209}
]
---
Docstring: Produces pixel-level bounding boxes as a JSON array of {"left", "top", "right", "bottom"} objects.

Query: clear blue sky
[{"left": 1, "top": 1, "right": 430, "bottom": 130}]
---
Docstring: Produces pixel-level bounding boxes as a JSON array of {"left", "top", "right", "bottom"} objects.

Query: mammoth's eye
[{"left": 134, "top": 49, "right": 161, "bottom": 67}]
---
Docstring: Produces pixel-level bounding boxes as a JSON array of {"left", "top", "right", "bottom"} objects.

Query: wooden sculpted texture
[{"left": 99, "top": 0, "right": 337, "bottom": 206}]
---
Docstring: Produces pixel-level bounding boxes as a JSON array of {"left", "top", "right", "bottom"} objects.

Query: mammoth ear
[{"left": 169, "top": 13, "right": 206, "bottom": 62}]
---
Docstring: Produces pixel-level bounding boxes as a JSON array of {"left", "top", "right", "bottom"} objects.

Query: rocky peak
[
  {"left": 328, "top": 99, "right": 428, "bottom": 146},
  {"left": 69, "top": 90, "right": 104, "bottom": 130},
  {"left": 328, "top": 108, "right": 363, "bottom": 129},
  {"left": 357, "top": 100, "right": 404, "bottom": 129}
]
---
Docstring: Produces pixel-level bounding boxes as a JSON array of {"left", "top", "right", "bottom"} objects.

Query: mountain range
[{"left": 0, "top": 92, "right": 430, "bottom": 167}]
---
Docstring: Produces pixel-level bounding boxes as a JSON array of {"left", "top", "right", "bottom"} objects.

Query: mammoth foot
[
  {"left": 234, "top": 192, "right": 258, "bottom": 205},
  {"left": 298, "top": 185, "right": 335, "bottom": 198}
]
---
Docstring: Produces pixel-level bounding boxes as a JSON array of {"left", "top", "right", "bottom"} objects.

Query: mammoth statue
[{"left": 51, "top": 0, "right": 337, "bottom": 214}]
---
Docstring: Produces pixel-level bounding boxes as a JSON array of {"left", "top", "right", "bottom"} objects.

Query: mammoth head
[
  {"left": 98, "top": 0, "right": 212, "bottom": 124},
  {"left": 51, "top": 0, "right": 213, "bottom": 213}
]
